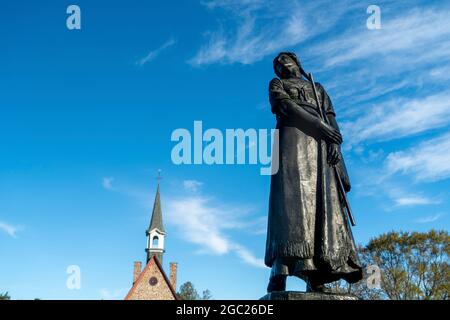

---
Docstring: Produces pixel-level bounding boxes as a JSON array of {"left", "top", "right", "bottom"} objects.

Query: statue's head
[{"left": 273, "top": 52, "right": 302, "bottom": 79}]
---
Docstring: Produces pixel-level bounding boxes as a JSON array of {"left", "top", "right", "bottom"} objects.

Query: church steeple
[
  {"left": 148, "top": 183, "right": 165, "bottom": 233},
  {"left": 146, "top": 172, "right": 166, "bottom": 264}
]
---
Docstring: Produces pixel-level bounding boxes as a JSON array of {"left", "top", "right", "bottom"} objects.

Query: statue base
[{"left": 260, "top": 291, "right": 358, "bottom": 300}]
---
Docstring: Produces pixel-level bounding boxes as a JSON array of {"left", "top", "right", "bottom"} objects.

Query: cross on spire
[{"left": 156, "top": 169, "right": 162, "bottom": 185}]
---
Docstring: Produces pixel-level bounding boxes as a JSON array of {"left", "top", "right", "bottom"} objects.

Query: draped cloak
[{"left": 264, "top": 77, "right": 363, "bottom": 284}]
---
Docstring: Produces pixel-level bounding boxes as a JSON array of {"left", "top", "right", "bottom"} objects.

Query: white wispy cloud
[
  {"left": 385, "top": 131, "right": 450, "bottom": 182},
  {"left": 383, "top": 187, "right": 441, "bottom": 210},
  {"left": 341, "top": 93, "right": 450, "bottom": 147},
  {"left": 394, "top": 196, "right": 438, "bottom": 207},
  {"left": 102, "top": 177, "right": 115, "bottom": 190},
  {"left": 183, "top": 180, "right": 203, "bottom": 192},
  {"left": 429, "top": 64, "right": 450, "bottom": 81},
  {"left": 165, "top": 195, "right": 265, "bottom": 268},
  {"left": 0, "top": 221, "right": 20, "bottom": 238},
  {"left": 99, "top": 288, "right": 128, "bottom": 300},
  {"left": 191, "top": 0, "right": 356, "bottom": 65},
  {"left": 137, "top": 38, "right": 177, "bottom": 66},
  {"left": 414, "top": 213, "right": 444, "bottom": 224},
  {"left": 311, "top": 7, "right": 450, "bottom": 69},
  {"left": 232, "top": 244, "right": 265, "bottom": 268}
]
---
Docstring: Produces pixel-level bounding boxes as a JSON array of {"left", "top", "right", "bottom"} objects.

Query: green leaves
[
  {"left": 177, "top": 282, "right": 213, "bottom": 300},
  {"left": 329, "top": 230, "right": 449, "bottom": 300},
  {"left": 0, "top": 292, "right": 11, "bottom": 300}
]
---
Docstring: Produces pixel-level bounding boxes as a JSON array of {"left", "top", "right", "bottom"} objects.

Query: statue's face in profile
[{"left": 276, "top": 54, "right": 300, "bottom": 79}]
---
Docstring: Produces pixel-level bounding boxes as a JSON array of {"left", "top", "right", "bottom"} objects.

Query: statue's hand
[
  {"left": 327, "top": 143, "right": 341, "bottom": 165},
  {"left": 318, "top": 121, "right": 342, "bottom": 145}
]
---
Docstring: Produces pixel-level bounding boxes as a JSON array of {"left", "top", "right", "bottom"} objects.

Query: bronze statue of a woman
[{"left": 265, "top": 52, "right": 363, "bottom": 293}]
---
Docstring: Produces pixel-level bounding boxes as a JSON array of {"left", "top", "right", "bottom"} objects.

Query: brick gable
[{"left": 124, "top": 256, "right": 178, "bottom": 300}]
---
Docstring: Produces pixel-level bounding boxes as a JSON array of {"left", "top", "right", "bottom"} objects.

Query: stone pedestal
[{"left": 260, "top": 291, "right": 358, "bottom": 300}]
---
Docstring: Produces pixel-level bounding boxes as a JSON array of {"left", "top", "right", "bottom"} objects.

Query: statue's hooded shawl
[{"left": 264, "top": 62, "right": 362, "bottom": 283}]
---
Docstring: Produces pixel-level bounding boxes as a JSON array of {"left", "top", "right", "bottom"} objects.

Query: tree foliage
[
  {"left": 201, "top": 289, "right": 212, "bottom": 300},
  {"left": 328, "top": 230, "right": 449, "bottom": 300},
  {"left": 177, "top": 281, "right": 213, "bottom": 300},
  {"left": 0, "top": 292, "right": 11, "bottom": 300}
]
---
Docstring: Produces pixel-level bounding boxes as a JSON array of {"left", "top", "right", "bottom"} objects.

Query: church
[{"left": 124, "top": 181, "right": 178, "bottom": 300}]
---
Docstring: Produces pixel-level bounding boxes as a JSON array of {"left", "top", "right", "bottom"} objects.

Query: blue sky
[{"left": 1, "top": 0, "right": 449, "bottom": 299}]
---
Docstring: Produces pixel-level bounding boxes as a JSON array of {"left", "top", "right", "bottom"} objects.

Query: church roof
[
  {"left": 148, "top": 183, "right": 165, "bottom": 233},
  {"left": 124, "top": 255, "right": 178, "bottom": 300}
]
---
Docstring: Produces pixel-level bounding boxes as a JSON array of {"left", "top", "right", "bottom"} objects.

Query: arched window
[{"left": 152, "top": 236, "right": 159, "bottom": 247}]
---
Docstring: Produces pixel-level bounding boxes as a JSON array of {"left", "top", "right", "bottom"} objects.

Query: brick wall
[
  {"left": 169, "top": 262, "right": 178, "bottom": 291},
  {"left": 126, "top": 260, "right": 176, "bottom": 300},
  {"left": 133, "top": 261, "right": 142, "bottom": 284}
]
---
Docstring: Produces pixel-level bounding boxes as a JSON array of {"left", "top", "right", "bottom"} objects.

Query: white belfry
[{"left": 146, "top": 182, "right": 166, "bottom": 264}]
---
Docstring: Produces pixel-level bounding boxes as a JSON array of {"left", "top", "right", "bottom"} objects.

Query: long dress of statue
[{"left": 265, "top": 52, "right": 363, "bottom": 293}]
